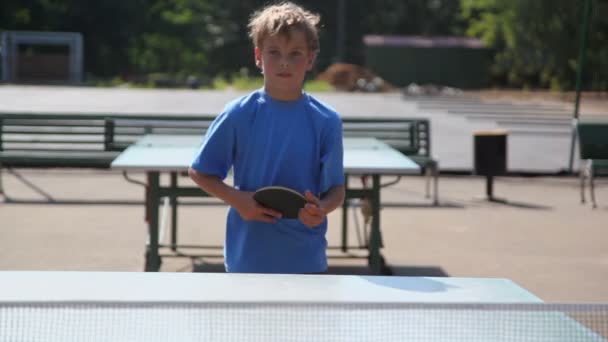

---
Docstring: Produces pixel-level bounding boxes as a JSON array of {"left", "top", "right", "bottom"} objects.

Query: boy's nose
[{"left": 278, "top": 57, "right": 289, "bottom": 68}]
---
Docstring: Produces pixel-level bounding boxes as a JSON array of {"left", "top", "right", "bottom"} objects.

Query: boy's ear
[
  {"left": 254, "top": 47, "right": 263, "bottom": 70},
  {"left": 306, "top": 52, "right": 317, "bottom": 71}
]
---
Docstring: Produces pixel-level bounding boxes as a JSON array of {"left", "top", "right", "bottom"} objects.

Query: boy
[{"left": 188, "top": 2, "right": 345, "bottom": 274}]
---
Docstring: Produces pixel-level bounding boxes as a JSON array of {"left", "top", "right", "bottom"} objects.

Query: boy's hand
[
  {"left": 298, "top": 191, "right": 326, "bottom": 228},
  {"left": 233, "top": 191, "right": 282, "bottom": 223}
]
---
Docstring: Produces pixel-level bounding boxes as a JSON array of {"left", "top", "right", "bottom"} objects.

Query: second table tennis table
[{"left": 111, "top": 134, "right": 420, "bottom": 273}]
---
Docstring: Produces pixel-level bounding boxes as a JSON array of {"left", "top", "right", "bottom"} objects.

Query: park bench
[
  {"left": 0, "top": 113, "right": 439, "bottom": 204},
  {"left": 341, "top": 117, "right": 438, "bottom": 204},
  {"left": 0, "top": 113, "right": 212, "bottom": 195},
  {"left": 0, "top": 113, "right": 116, "bottom": 170},
  {"left": 103, "top": 115, "right": 213, "bottom": 151},
  {"left": 0, "top": 113, "right": 115, "bottom": 195},
  {"left": 578, "top": 121, "right": 608, "bottom": 208}
]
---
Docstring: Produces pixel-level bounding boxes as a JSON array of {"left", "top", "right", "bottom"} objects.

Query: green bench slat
[
  {"left": 2, "top": 139, "right": 105, "bottom": 144},
  {"left": 0, "top": 150, "right": 119, "bottom": 168},
  {"left": 4, "top": 130, "right": 105, "bottom": 135},
  {"left": 3, "top": 122, "right": 105, "bottom": 128}
]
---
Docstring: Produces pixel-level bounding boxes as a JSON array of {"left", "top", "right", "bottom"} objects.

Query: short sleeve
[
  {"left": 319, "top": 118, "right": 344, "bottom": 194},
  {"left": 190, "top": 111, "right": 235, "bottom": 180}
]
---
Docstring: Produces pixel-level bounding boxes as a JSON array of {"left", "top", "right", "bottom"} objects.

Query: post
[
  {"left": 474, "top": 130, "right": 507, "bottom": 201},
  {"left": 568, "top": 0, "right": 592, "bottom": 173},
  {"left": 0, "top": 33, "right": 7, "bottom": 82},
  {"left": 486, "top": 175, "right": 494, "bottom": 200},
  {"left": 335, "top": 0, "right": 345, "bottom": 62},
  {"left": 103, "top": 118, "right": 114, "bottom": 151}
]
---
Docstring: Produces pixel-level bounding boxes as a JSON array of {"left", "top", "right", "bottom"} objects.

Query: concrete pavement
[{"left": 1, "top": 168, "right": 606, "bottom": 302}]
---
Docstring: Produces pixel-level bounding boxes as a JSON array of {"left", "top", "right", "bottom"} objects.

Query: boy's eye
[{"left": 269, "top": 50, "right": 280, "bottom": 56}]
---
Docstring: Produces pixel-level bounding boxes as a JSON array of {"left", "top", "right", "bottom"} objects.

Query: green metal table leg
[
  {"left": 145, "top": 171, "right": 161, "bottom": 272},
  {"left": 170, "top": 172, "right": 178, "bottom": 252},
  {"left": 368, "top": 175, "right": 381, "bottom": 274},
  {"left": 341, "top": 175, "right": 349, "bottom": 252},
  {"left": 368, "top": 174, "right": 386, "bottom": 275}
]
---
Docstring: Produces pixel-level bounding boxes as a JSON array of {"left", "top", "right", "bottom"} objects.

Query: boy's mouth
[{"left": 277, "top": 72, "right": 292, "bottom": 78}]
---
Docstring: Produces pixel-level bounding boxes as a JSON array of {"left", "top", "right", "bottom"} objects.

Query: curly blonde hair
[{"left": 248, "top": 2, "right": 321, "bottom": 54}]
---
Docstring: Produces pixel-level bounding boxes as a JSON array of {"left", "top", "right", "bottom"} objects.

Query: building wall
[{"left": 365, "top": 46, "right": 494, "bottom": 89}]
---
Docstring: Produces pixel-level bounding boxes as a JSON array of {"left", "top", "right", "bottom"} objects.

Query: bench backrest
[
  {"left": 0, "top": 113, "right": 431, "bottom": 158},
  {"left": 342, "top": 117, "right": 430, "bottom": 157},
  {"left": 105, "top": 115, "right": 215, "bottom": 151},
  {"left": 578, "top": 121, "right": 608, "bottom": 160},
  {"left": 108, "top": 116, "right": 430, "bottom": 156},
  {"left": 0, "top": 113, "right": 112, "bottom": 153}
]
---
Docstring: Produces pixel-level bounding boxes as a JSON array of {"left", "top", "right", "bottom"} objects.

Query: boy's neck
[{"left": 263, "top": 84, "right": 303, "bottom": 102}]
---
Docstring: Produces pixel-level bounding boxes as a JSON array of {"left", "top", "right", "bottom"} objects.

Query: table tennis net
[{"left": 1, "top": 302, "right": 606, "bottom": 342}]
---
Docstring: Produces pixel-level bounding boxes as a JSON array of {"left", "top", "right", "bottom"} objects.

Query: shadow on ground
[
  {"left": 465, "top": 197, "right": 554, "bottom": 210},
  {"left": 190, "top": 259, "right": 448, "bottom": 277}
]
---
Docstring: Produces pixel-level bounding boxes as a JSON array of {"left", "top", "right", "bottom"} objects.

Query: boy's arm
[
  {"left": 320, "top": 185, "right": 346, "bottom": 214},
  {"left": 188, "top": 167, "right": 282, "bottom": 222}
]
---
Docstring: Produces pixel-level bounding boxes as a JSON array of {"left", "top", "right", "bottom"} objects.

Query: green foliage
[
  {"left": 211, "top": 76, "right": 230, "bottom": 90},
  {"left": 365, "top": 0, "right": 467, "bottom": 36},
  {"left": 304, "top": 80, "right": 335, "bottom": 92},
  {"left": 461, "top": 0, "right": 607, "bottom": 90},
  {"left": 231, "top": 75, "right": 264, "bottom": 90},
  {"left": 1, "top": 0, "right": 605, "bottom": 90},
  {"left": 126, "top": 0, "right": 238, "bottom": 76},
  {"left": 204, "top": 76, "right": 333, "bottom": 92}
]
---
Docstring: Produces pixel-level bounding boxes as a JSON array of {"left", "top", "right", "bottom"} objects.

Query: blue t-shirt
[{"left": 190, "top": 89, "right": 344, "bottom": 273}]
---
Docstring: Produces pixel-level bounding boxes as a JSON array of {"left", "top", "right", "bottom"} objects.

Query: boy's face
[{"left": 255, "top": 30, "right": 315, "bottom": 100}]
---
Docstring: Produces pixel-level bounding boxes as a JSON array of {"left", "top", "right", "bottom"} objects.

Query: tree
[{"left": 461, "top": 0, "right": 608, "bottom": 90}]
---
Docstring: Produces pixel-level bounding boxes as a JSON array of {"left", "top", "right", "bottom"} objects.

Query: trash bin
[{"left": 474, "top": 130, "right": 507, "bottom": 200}]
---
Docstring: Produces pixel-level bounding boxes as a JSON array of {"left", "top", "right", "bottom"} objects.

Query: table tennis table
[
  {"left": 1, "top": 271, "right": 605, "bottom": 341},
  {"left": 111, "top": 134, "right": 421, "bottom": 273}
]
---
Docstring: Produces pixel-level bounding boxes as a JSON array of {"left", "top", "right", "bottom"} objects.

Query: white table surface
[
  {"left": 111, "top": 135, "right": 420, "bottom": 174},
  {"left": 0, "top": 272, "right": 540, "bottom": 303}
]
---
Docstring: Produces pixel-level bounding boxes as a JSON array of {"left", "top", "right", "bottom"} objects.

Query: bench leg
[
  {"left": 589, "top": 160, "right": 597, "bottom": 209},
  {"left": 0, "top": 165, "right": 3, "bottom": 196},
  {"left": 425, "top": 166, "right": 431, "bottom": 199},
  {"left": 433, "top": 163, "right": 439, "bottom": 206},
  {"left": 580, "top": 162, "right": 586, "bottom": 204},
  {"left": 423, "top": 162, "right": 439, "bottom": 205}
]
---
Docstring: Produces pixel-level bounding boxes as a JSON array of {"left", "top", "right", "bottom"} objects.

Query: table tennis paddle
[{"left": 253, "top": 186, "right": 307, "bottom": 219}]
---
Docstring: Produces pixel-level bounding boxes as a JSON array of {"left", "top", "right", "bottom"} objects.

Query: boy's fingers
[
  {"left": 304, "top": 191, "right": 324, "bottom": 216},
  {"left": 265, "top": 209, "right": 282, "bottom": 218},
  {"left": 258, "top": 215, "right": 278, "bottom": 223},
  {"left": 301, "top": 215, "right": 320, "bottom": 228},
  {"left": 299, "top": 209, "right": 312, "bottom": 222},
  {"left": 297, "top": 211, "right": 312, "bottom": 224},
  {"left": 304, "top": 191, "right": 321, "bottom": 206},
  {"left": 305, "top": 203, "right": 323, "bottom": 216},
  {"left": 257, "top": 204, "right": 282, "bottom": 218}
]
